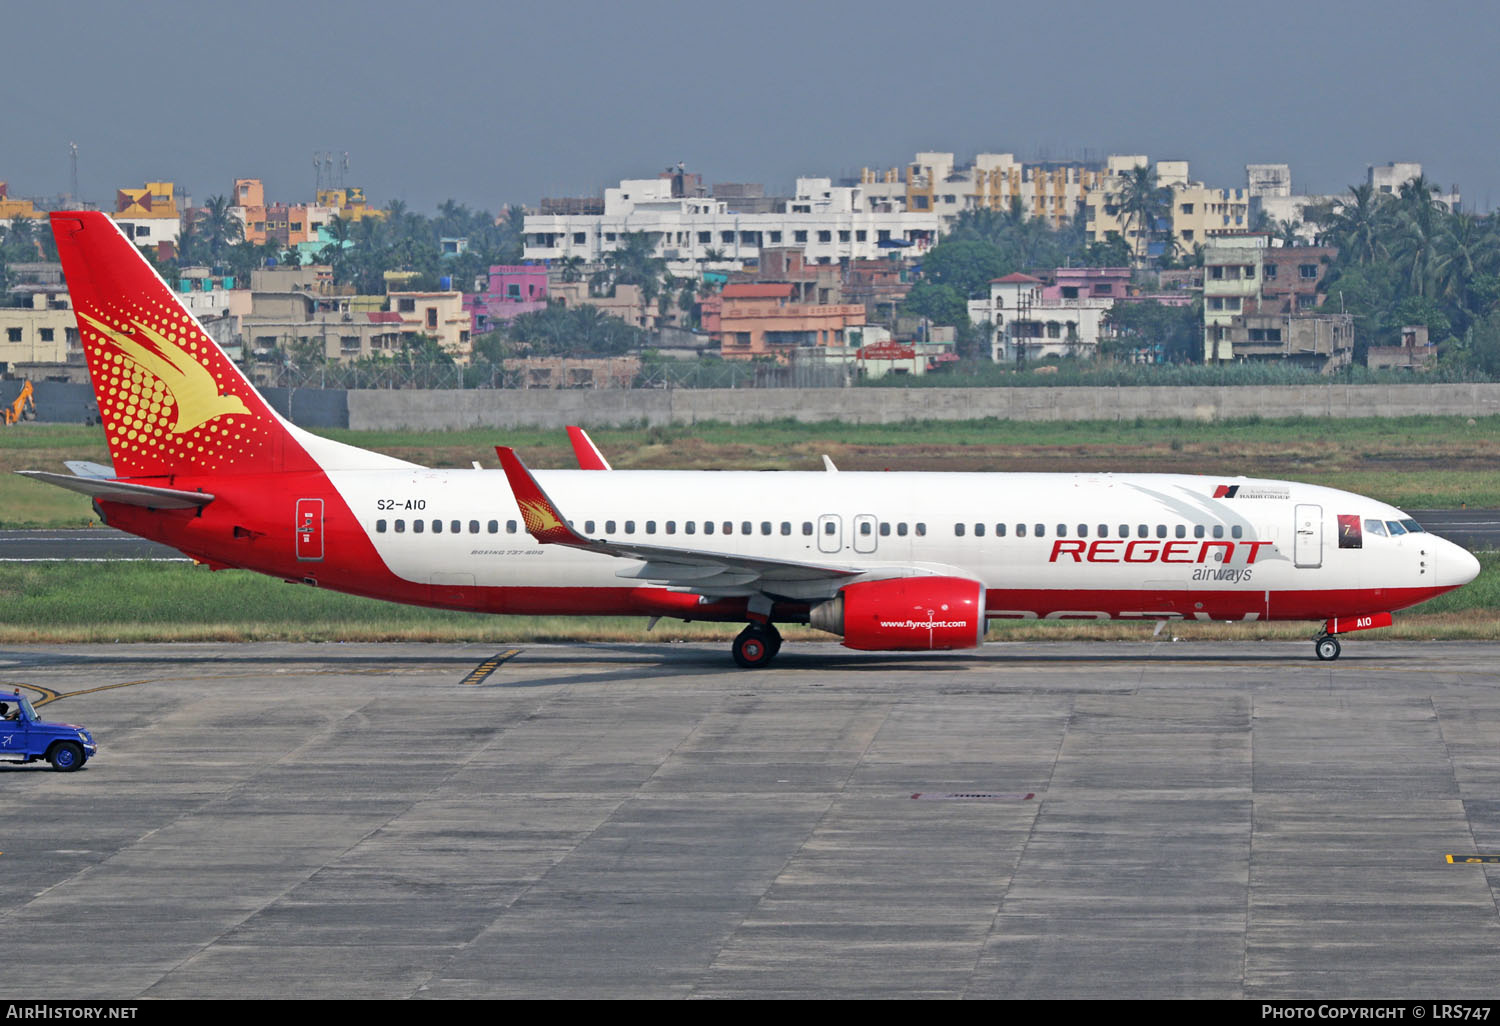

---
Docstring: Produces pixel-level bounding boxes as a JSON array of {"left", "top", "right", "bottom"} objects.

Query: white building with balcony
[
  {"left": 967, "top": 273, "right": 1116, "bottom": 364},
  {"left": 523, "top": 177, "right": 939, "bottom": 273}
]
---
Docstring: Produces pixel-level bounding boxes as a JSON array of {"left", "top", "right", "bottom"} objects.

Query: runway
[
  {"left": 3, "top": 508, "right": 1496, "bottom": 562},
  {"left": 2, "top": 640, "right": 1499, "bottom": 999}
]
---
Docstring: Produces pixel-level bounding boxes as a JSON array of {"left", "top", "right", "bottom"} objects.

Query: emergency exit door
[
  {"left": 296, "top": 498, "right": 324, "bottom": 561},
  {"left": 1293, "top": 504, "right": 1322, "bottom": 568}
]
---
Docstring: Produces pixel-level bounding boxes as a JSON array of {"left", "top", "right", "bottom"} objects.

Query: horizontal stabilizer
[{"left": 16, "top": 470, "right": 214, "bottom": 510}]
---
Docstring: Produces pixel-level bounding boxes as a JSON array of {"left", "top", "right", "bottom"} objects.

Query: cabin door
[
  {"left": 296, "top": 498, "right": 324, "bottom": 562},
  {"left": 1293, "top": 504, "right": 1322, "bottom": 568}
]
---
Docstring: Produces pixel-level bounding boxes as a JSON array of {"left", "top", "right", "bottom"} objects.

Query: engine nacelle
[{"left": 809, "top": 576, "right": 986, "bottom": 651}]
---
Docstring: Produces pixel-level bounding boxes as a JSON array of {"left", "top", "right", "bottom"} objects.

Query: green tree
[
  {"left": 920, "top": 239, "right": 1012, "bottom": 298},
  {"left": 900, "top": 280, "right": 969, "bottom": 326}
]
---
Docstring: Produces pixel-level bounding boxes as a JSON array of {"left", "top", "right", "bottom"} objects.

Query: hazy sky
[{"left": 4, "top": 0, "right": 1498, "bottom": 214}]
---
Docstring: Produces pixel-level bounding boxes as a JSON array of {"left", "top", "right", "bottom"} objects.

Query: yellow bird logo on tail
[
  {"left": 517, "top": 497, "right": 569, "bottom": 538},
  {"left": 79, "top": 311, "right": 250, "bottom": 433}
]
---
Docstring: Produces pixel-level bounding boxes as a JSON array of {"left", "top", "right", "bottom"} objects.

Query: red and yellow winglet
[{"left": 495, "top": 446, "right": 592, "bottom": 547}]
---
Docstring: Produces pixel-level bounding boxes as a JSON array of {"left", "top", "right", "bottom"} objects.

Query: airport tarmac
[{"left": 2, "top": 639, "right": 1499, "bottom": 999}]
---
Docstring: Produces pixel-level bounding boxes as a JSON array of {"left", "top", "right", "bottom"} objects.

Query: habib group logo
[{"left": 1212, "top": 484, "right": 1291, "bottom": 500}]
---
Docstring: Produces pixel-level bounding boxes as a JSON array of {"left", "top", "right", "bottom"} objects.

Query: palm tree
[
  {"left": 199, "top": 195, "right": 244, "bottom": 263},
  {"left": 1313, "top": 184, "right": 1387, "bottom": 265},
  {"left": 1117, "top": 165, "right": 1170, "bottom": 266},
  {"left": 1393, "top": 176, "right": 1444, "bottom": 297}
]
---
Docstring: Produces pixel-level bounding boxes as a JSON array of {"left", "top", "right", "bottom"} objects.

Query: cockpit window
[
  {"left": 1400, "top": 519, "right": 1424, "bottom": 534},
  {"left": 1364, "top": 518, "right": 1388, "bottom": 538},
  {"left": 1385, "top": 520, "right": 1407, "bottom": 536}
]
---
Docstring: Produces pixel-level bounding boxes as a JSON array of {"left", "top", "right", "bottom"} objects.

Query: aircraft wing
[
  {"left": 17, "top": 468, "right": 214, "bottom": 510},
  {"left": 496, "top": 446, "right": 862, "bottom": 595}
]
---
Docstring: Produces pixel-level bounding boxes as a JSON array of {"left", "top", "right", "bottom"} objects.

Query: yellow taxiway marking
[
  {"left": 461, "top": 649, "right": 522, "bottom": 686},
  {"left": 1446, "top": 854, "right": 1500, "bottom": 864},
  {"left": 0, "top": 679, "right": 151, "bottom": 707}
]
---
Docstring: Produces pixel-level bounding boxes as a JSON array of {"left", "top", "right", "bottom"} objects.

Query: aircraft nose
[{"left": 1438, "top": 540, "right": 1482, "bottom": 589}]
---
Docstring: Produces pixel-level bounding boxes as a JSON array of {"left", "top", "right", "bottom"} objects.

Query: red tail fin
[{"left": 51, "top": 211, "right": 304, "bottom": 479}]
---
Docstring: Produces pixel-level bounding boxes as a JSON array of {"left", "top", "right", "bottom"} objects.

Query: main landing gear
[
  {"left": 1314, "top": 633, "right": 1342, "bottom": 661},
  {"left": 732, "top": 622, "right": 782, "bottom": 669}
]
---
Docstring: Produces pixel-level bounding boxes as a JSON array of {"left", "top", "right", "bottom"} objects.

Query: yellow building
[
  {"left": 389, "top": 291, "right": 471, "bottom": 360},
  {"left": 317, "top": 187, "right": 386, "bottom": 222},
  {"left": 0, "top": 183, "right": 43, "bottom": 223},
  {"left": 114, "top": 181, "right": 180, "bottom": 219},
  {"left": 1085, "top": 158, "right": 1250, "bottom": 262}
]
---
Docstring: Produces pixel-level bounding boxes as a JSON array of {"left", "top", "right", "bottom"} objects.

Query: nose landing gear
[{"left": 1314, "top": 633, "right": 1342, "bottom": 661}]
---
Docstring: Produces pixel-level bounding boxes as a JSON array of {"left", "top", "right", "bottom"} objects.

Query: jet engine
[{"left": 809, "top": 576, "right": 986, "bottom": 651}]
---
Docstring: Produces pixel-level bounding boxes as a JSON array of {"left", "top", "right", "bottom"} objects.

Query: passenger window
[
  {"left": 395, "top": 519, "right": 405, "bottom": 533},
  {"left": 880, "top": 522, "right": 891, "bottom": 536},
  {"left": 974, "top": 523, "right": 985, "bottom": 537},
  {"left": 897, "top": 523, "right": 909, "bottom": 537},
  {"left": 506, "top": 520, "right": 517, "bottom": 533},
  {"left": 1096, "top": 524, "right": 1107, "bottom": 538},
  {"left": 376, "top": 519, "right": 387, "bottom": 533},
  {"left": 995, "top": 523, "right": 1007, "bottom": 537},
  {"left": 646, "top": 521, "right": 657, "bottom": 534},
  {"left": 1194, "top": 524, "right": 1205, "bottom": 539},
  {"left": 625, "top": 520, "right": 635, "bottom": 534},
  {"left": 432, "top": 520, "right": 442, "bottom": 534},
  {"left": 1034, "top": 524, "right": 1044, "bottom": 537},
  {"left": 1078, "top": 524, "right": 1088, "bottom": 538},
  {"left": 860, "top": 521, "right": 872, "bottom": 535},
  {"left": 584, "top": 520, "right": 595, "bottom": 534},
  {"left": 955, "top": 523, "right": 966, "bottom": 537},
  {"left": 1156, "top": 525, "right": 1167, "bottom": 538},
  {"left": 451, "top": 520, "right": 461, "bottom": 534},
  {"left": 1017, "top": 524, "right": 1027, "bottom": 538},
  {"left": 1137, "top": 525, "right": 1148, "bottom": 538},
  {"left": 803, "top": 522, "right": 814, "bottom": 536},
  {"left": 1231, "top": 525, "right": 1243, "bottom": 539},
  {"left": 916, "top": 523, "right": 927, "bottom": 537},
  {"left": 1175, "top": 524, "right": 1186, "bottom": 538},
  {"left": 488, "top": 520, "right": 498, "bottom": 533},
  {"left": 703, "top": 522, "right": 713, "bottom": 535},
  {"left": 738, "top": 521, "right": 749, "bottom": 534},
  {"left": 469, "top": 520, "right": 479, "bottom": 534},
  {"left": 1364, "top": 518, "right": 1387, "bottom": 537},
  {"left": 684, "top": 522, "right": 694, "bottom": 535},
  {"left": 414, "top": 520, "right": 425, "bottom": 534},
  {"left": 781, "top": 522, "right": 791, "bottom": 536},
  {"left": 1057, "top": 524, "right": 1067, "bottom": 537},
  {"left": 1118, "top": 524, "right": 1128, "bottom": 537},
  {"left": 606, "top": 520, "right": 616, "bottom": 533},
  {"left": 823, "top": 522, "right": 835, "bottom": 535},
  {"left": 761, "top": 522, "right": 772, "bottom": 535},
  {"left": 665, "top": 521, "right": 675, "bottom": 535},
  {"left": 1212, "top": 525, "right": 1224, "bottom": 539}
]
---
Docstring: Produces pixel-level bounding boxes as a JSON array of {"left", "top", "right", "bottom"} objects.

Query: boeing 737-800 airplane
[{"left": 19, "top": 212, "right": 1481, "bottom": 667}]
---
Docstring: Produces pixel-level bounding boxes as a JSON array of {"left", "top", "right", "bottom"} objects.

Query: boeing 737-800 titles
[{"left": 19, "top": 212, "right": 1482, "bottom": 667}]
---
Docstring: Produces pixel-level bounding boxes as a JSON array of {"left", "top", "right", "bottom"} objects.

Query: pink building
[
  {"left": 1041, "top": 266, "right": 1131, "bottom": 302},
  {"left": 467, "top": 264, "right": 549, "bottom": 336}
]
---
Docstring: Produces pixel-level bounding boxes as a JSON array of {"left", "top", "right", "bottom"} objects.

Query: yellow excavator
[{"left": 4, "top": 379, "right": 36, "bottom": 425}]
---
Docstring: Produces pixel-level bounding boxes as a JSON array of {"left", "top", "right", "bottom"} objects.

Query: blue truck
[{"left": 0, "top": 692, "right": 97, "bottom": 771}]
